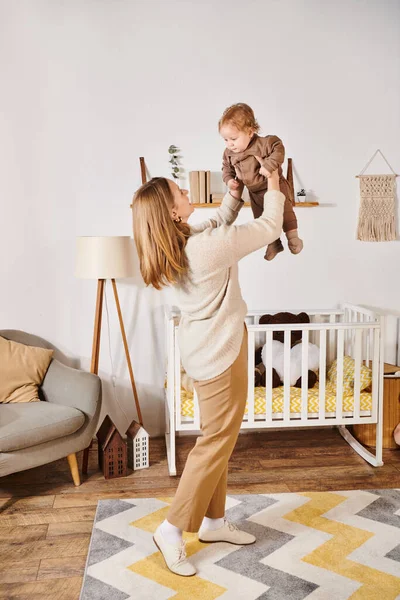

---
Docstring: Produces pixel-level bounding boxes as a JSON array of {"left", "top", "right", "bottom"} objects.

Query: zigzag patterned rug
[{"left": 80, "top": 491, "right": 400, "bottom": 599}]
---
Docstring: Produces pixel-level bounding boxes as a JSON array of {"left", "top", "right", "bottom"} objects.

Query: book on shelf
[
  {"left": 189, "top": 170, "right": 211, "bottom": 203},
  {"left": 210, "top": 192, "right": 225, "bottom": 203},
  {"left": 189, "top": 171, "right": 200, "bottom": 205},
  {"left": 199, "top": 171, "right": 206, "bottom": 204}
]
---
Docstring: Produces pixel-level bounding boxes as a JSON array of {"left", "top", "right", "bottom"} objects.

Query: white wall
[{"left": 1, "top": 0, "right": 399, "bottom": 436}]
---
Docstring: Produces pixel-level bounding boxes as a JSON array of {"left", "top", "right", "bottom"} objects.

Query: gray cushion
[{"left": 0, "top": 402, "right": 85, "bottom": 452}]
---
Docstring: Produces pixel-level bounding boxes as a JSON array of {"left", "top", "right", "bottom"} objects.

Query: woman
[{"left": 132, "top": 164, "right": 284, "bottom": 576}]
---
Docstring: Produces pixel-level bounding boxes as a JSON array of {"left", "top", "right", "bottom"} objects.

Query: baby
[{"left": 219, "top": 103, "right": 303, "bottom": 260}]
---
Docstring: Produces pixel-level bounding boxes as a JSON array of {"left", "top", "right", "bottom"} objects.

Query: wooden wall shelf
[{"left": 192, "top": 201, "right": 319, "bottom": 208}]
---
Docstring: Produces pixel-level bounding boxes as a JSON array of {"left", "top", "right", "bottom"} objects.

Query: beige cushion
[
  {"left": 0, "top": 403, "right": 85, "bottom": 452},
  {"left": 0, "top": 336, "right": 53, "bottom": 403}
]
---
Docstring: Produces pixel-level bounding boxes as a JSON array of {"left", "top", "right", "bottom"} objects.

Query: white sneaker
[
  {"left": 153, "top": 526, "right": 196, "bottom": 577},
  {"left": 198, "top": 518, "right": 256, "bottom": 545}
]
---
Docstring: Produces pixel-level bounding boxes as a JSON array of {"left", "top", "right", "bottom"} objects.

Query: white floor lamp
[{"left": 75, "top": 236, "right": 143, "bottom": 475}]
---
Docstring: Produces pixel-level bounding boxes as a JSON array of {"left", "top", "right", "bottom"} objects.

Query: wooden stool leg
[{"left": 67, "top": 453, "right": 81, "bottom": 486}]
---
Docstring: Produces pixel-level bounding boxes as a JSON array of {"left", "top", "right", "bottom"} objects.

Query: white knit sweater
[{"left": 173, "top": 190, "right": 285, "bottom": 381}]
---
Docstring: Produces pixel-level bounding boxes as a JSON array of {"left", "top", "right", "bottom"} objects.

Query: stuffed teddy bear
[{"left": 254, "top": 312, "right": 319, "bottom": 389}]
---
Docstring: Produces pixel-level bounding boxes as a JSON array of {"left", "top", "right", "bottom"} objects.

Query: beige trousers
[{"left": 167, "top": 325, "right": 248, "bottom": 532}]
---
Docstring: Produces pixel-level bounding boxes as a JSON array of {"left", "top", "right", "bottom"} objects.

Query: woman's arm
[
  {"left": 194, "top": 170, "right": 284, "bottom": 270},
  {"left": 190, "top": 183, "right": 245, "bottom": 234},
  {"left": 232, "top": 188, "right": 284, "bottom": 262}
]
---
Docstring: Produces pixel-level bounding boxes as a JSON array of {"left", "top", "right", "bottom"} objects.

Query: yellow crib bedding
[{"left": 179, "top": 382, "right": 373, "bottom": 419}]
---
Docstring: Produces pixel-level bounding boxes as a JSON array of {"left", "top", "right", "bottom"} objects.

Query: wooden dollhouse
[
  {"left": 96, "top": 415, "right": 128, "bottom": 479},
  {"left": 126, "top": 419, "right": 149, "bottom": 470}
]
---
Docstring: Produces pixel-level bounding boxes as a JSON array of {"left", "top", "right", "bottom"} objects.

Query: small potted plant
[
  {"left": 296, "top": 188, "right": 306, "bottom": 202},
  {"left": 168, "top": 145, "right": 180, "bottom": 180}
]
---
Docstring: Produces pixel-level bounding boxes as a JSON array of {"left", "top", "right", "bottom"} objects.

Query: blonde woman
[{"left": 132, "top": 166, "right": 284, "bottom": 576}]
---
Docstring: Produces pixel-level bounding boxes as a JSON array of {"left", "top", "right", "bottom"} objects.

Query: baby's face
[{"left": 220, "top": 123, "right": 253, "bottom": 153}]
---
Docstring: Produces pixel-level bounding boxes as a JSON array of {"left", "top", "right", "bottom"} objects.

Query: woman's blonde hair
[
  {"left": 132, "top": 177, "right": 191, "bottom": 290},
  {"left": 218, "top": 102, "right": 260, "bottom": 134}
]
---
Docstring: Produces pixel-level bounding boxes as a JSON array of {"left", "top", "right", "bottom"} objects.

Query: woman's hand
[
  {"left": 254, "top": 156, "right": 272, "bottom": 179},
  {"left": 229, "top": 180, "right": 244, "bottom": 199},
  {"left": 227, "top": 178, "right": 240, "bottom": 191},
  {"left": 255, "top": 156, "right": 280, "bottom": 192}
]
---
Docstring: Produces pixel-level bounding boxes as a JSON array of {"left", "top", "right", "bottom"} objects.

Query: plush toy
[{"left": 255, "top": 312, "right": 319, "bottom": 389}]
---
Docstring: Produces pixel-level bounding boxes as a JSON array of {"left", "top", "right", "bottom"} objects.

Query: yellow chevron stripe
[
  {"left": 128, "top": 497, "right": 173, "bottom": 533},
  {"left": 286, "top": 492, "right": 400, "bottom": 599},
  {"left": 128, "top": 544, "right": 226, "bottom": 600}
]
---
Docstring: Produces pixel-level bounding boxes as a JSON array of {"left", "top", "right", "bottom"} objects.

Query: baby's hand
[
  {"left": 227, "top": 178, "right": 240, "bottom": 190},
  {"left": 255, "top": 156, "right": 272, "bottom": 179}
]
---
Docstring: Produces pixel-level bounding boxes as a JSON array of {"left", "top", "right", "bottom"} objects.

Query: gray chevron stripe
[
  {"left": 386, "top": 545, "right": 400, "bottom": 562},
  {"left": 220, "top": 495, "right": 318, "bottom": 600},
  {"left": 356, "top": 489, "right": 400, "bottom": 528},
  {"left": 80, "top": 574, "right": 129, "bottom": 600},
  {"left": 228, "top": 493, "right": 278, "bottom": 521},
  {"left": 96, "top": 499, "right": 135, "bottom": 522},
  {"left": 88, "top": 528, "right": 133, "bottom": 566}
]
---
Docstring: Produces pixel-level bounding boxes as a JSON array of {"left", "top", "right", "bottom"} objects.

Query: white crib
[{"left": 164, "top": 304, "right": 385, "bottom": 476}]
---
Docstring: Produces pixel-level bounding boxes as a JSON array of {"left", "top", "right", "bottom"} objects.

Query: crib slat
[
  {"left": 319, "top": 329, "right": 327, "bottom": 420},
  {"left": 361, "top": 313, "right": 368, "bottom": 366},
  {"left": 353, "top": 329, "right": 362, "bottom": 419},
  {"left": 329, "top": 314, "right": 336, "bottom": 365},
  {"left": 167, "top": 317, "right": 175, "bottom": 409},
  {"left": 265, "top": 330, "right": 273, "bottom": 423},
  {"left": 336, "top": 329, "right": 344, "bottom": 419},
  {"left": 193, "top": 386, "right": 200, "bottom": 428},
  {"left": 348, "top": 310, "right": 353, "bottom": 356},
  {"left": 301, "top": 330, "right": 309, "bottom": 420},
  {"left": 284, "top": 330, "right": 291, "bottom": 422},
  {"left": 366, "top": 326, "right": 371, "bottom": 366},
  {"left": 344, "top": 308, "right": 350, "bottom": 355},
  {"left": 354, "top": 311, "right": 359, "bottom": 358},
  {"left": 247, "top": 329, "right": 255, "bottom": 426},
  {"left": 376, "top": 317, "right": 385, "bottom": 465},
  {"left": 371, "top": 328, "right": 379, "bottom": 422},
  {"left": 174, "top": 332, "right": 182, "bottom": 429}
]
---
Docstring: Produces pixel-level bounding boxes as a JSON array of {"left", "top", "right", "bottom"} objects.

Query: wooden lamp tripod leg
[
  {"left": 111, "top": 279, "right": 143, "bottom": 425},
  {"left": 91, "top": 279, "right": 105, "bottom": 374},
  {"left": 82, "top": 278, "right": 105, "bottom": 476}
]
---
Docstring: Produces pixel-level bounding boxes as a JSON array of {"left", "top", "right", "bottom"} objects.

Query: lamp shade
[{"left": 75, "top": 236, "right": 135, "bottom": 279}]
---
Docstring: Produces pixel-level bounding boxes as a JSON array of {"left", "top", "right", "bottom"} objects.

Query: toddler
[{"left": 219, "top": 103, "right": 303, "bottom": 260}]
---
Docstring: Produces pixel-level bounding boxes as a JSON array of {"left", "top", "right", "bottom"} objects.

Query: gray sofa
[{"left": 0, "top": 330, "right": 101, "bottom": 486}]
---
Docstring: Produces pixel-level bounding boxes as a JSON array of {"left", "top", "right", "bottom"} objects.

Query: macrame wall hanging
[{"left": 356, "top": 149, "right": 398, "bottom": 242}]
